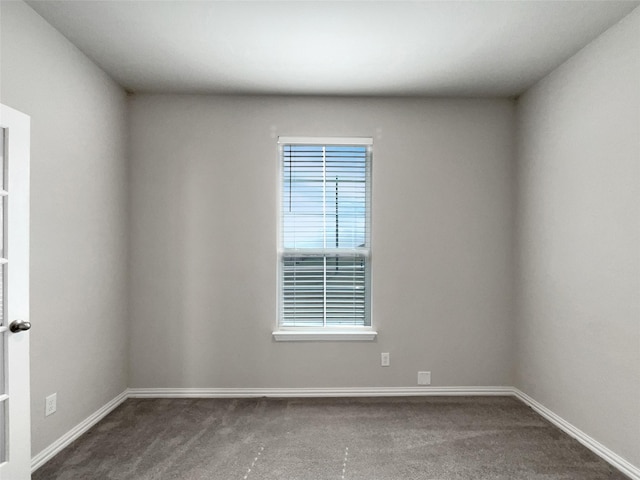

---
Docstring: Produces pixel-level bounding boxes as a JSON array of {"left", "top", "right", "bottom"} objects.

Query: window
[{"left": 275, "top": 137, "right": 375, "bottom": 341}]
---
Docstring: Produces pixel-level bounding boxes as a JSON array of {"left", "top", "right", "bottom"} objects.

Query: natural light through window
[{"left": 274, "top": 137, "right": 375, "bottom": 341}]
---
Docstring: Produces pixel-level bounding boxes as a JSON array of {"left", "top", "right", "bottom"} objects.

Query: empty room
[{"left": 0, "top": 0, "right": 638, "bottom": 479}]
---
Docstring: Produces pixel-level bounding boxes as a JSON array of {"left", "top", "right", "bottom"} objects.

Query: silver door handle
[{"left": 9, "top": 319, "right": 31, "bottom": 333}]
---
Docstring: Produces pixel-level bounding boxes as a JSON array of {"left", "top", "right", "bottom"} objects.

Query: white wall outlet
[
  {"left": 45, "top": 393, "right": 57, "bottom": 417},
  {"left": 381, "top": 352, "right": 390, "bottom": 367},
  {"left": 417, "top": 371, "right": 431, "bottom": 385}
]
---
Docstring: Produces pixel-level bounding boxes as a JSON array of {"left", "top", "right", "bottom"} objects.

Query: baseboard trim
[
  {"left": 30, "top": 389, "right": 128, "bottom": 473},
  {"left": 127, "top": 386, "right": 513, "bottom": 398},
  {"left": 512, "top": 388, "right": 640, "bottom": 480}
]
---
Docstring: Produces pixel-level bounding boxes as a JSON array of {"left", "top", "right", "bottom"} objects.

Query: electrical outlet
[
  {"left": 45, "top": 393, "right": 57, "bottom": 417},
  {"left": 417, "top": 371, "right": 431, "bottom": 385},
  {"left": 381, "top": 352, "right": 390, "bottom": 367}
]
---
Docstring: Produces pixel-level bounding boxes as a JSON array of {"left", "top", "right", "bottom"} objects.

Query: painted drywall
[
  {"left": 128, "top": 95, "right": 516, "bottom": 389},
  {"left": 515, "top": 7, "right": 640, "bottom": 468},
  {"left": 0, "top": 1, "right": 129, "bottom": 456}
]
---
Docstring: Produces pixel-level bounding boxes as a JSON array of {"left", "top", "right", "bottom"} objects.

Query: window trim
[
  {"left": 274, "top": 136, "right": 375, "bottom": 341},
  {"left": 272, "top": 329, "right": 377, "bottom": 342},
  {"left": 278, "top": 136, "right": 374, "bottom": 146}
]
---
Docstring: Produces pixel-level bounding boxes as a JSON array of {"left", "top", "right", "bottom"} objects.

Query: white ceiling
[{"left": 26, "top": 0, "right": 639, "bottom": 97}]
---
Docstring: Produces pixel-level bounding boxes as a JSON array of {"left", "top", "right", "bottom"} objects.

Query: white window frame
[{"left": 273, "top": 136, "right": 376, "bottom": 342}]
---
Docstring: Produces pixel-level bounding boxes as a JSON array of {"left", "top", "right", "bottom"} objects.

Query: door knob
[{"left": 9, "top": 319, "right": 31, "bottom": 333}]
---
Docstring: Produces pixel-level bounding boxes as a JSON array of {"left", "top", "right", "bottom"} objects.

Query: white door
[{"left": 0, "top": 104, "right": 31, "bottom": 479}]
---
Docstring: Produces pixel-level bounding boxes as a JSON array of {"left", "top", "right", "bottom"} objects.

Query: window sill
[{"left": 272, "top": 330, "right": 378, "bottom": 342}]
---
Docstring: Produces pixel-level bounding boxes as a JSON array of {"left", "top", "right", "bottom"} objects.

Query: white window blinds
[{"left": 279, "top": 138, "right": 372, "bottom": 328}]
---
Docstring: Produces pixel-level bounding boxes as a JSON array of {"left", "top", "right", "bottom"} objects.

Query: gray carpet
[{"left": 33, "top": 397, "right": 629, "bottom": 480}]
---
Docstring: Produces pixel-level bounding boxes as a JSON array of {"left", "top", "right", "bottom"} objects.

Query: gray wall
[
  {"left": 128, "top": 95, "right": 516, "bottom": 389},
  {"left": 515, "top": 8, "right": 640, "bottom": 468},
  {"left": 0, "top": 1, "right": 130, "bottom": 456}
]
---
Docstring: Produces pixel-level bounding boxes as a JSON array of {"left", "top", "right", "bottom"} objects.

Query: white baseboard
[
  {"left": 512, "top": 388, "right": 640, "bottom": 480},
  {"left": 31, "top": 386, "right": 639, "bottom": 480},
  {"left": 31, "top": 390, "right": 128, "bottom": 473},
  {"left": 127, "top": 386, "right": 513, "bottom": 398}
]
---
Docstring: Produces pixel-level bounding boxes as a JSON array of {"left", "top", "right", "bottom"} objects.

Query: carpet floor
[{"left": 32, "top": 396, "right": 629, "bottom": 480}]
